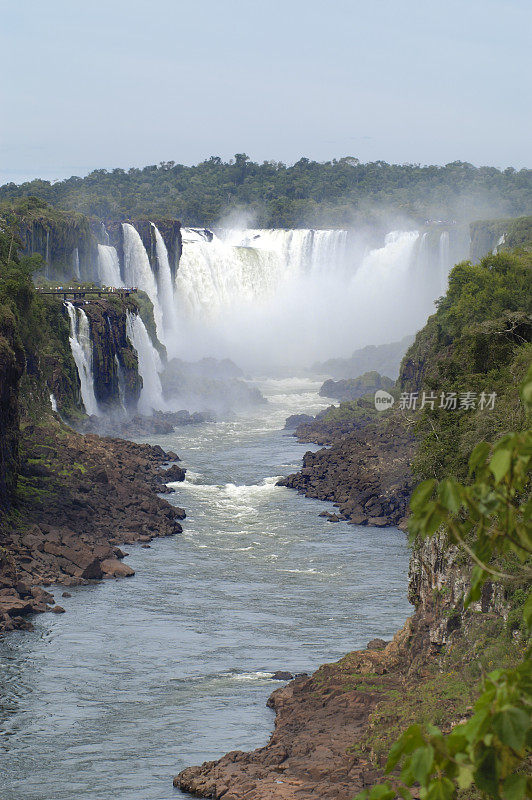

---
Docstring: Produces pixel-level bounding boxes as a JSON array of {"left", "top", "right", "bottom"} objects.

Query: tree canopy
[{"left": 1, "top": 157, "right": 530, "bottom": 228}]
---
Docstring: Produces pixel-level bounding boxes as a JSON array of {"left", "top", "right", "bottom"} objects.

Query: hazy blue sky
[{"left": 1, "top": 0, "right": 530, "bottom": 184}]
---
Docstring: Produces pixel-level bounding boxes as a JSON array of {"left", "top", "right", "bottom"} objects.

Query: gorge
[{"left": 0, "top": 200, "right": 530, "bottom": 800}]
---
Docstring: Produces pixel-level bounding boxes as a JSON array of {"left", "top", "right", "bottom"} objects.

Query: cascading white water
[
  {"left": 439, "top": 231, "right": 450, "bottom": 292},
  {"left": 72, "top": 247, "right": 80, "bottom": 280},
  {"left": 176, "top": 230, "right": 286, "bottom": 316},
  {"left": 97, "top": 244, "right": 123, "bottom": 287},
  {"left": 114, "top": 354, "right": 127, "bottom": 412},
  {"left": 65, "top": 302, "right": 100, "bottom": 416},
  {"left": 151, "top": 224, "right": 179, "bottom": 353},
  {"left": 125, "top": 312, "right": 165, "bottom": 414},
  {"left": 172, "top": 227, "right": 435, "bottom": 370},
  {"left": 122, "top": 223, "right": 164, "bottom": 342},
  {"left": 222, "top": 229, "right": 349, "bottom": 275}
]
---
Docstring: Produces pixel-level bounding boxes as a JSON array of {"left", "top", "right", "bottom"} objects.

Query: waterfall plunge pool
[{"left": 0, "top": 377, "right": 412, "bottom": 800}]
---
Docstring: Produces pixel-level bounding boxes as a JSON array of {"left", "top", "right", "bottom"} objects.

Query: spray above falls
[
  {"left": 85, "top": 222, "right": 459, "bottom": 376},
  {"left": 172, "top": 227, "right": 456, "bottom": 370}
]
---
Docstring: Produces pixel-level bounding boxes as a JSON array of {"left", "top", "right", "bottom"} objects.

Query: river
[{"left": 0, "top": 378, "right": 411, "bottom": 800}]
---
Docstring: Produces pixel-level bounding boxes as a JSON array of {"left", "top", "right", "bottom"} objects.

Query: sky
[{"left": 1, "top": 0, "right": 531, "bottom": 185}]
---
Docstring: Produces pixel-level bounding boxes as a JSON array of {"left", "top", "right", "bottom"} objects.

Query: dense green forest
[{"left": 1, "top": 156, "right": 531, "bottom": 227}]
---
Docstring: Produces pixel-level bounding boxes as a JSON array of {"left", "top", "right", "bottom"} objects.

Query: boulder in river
[{"left": 100, "top": 559, "right": 135, "bottom": 577}]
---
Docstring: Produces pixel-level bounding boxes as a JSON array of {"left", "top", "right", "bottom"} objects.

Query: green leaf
[
  {"left": 386, "top": 725, "right": 425, "bottom": 772},
  {"left": 422, "top": 504, "right": 445, "bottom": 537},
  {"left": 469, "top": 441, "right": 491, "bottom": 474},
  {"left": 368, "top": 784, "right": 396, "bottom": 800},
  {"left": 456, "top": 764, "right": 474, "bottom": 790},
  {"left": 489, "top": 447, "right": 513, "bottom": 483},
  {"left": 438, "top": 479, "right": 462, "bottom": 513},
  {"left": 397, "top": 787, "right": 413, "bottom": 800},
  {"left": 492, "top": 707, "right": 529, "bottom": 751},
  {"left": 473, "top": 747, "right": 499, "bottom": 797},
  {"left": 503, "top": 774, "right": 527, "bottom": 800},
  {"left": 411, "top": 745, "right": 434, "bottom": 784},
  {"left": 520, "top": 370, "right": 532, "bottom": 408},
  {"left": 425, "top": 777, "right": 455, "bottom": 800},
  {"left": 465, "top": 565, "right": 485, "bottom": 607},
  {"left": 410, "top": 480, "right": 437, "bottom": 514}
]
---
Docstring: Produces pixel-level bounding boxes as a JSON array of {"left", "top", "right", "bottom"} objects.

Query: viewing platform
[{"left": 35, "top": 287, "right": 138, "bottom": 300}]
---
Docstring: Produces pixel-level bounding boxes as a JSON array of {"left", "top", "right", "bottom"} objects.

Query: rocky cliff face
[
  {"left": 14, "top": 200, "right": 99, "bottom": 281},
  {"left": 81, "top": 299, "right": 142, "bottom": 412},
  {"left": 407, "top": 534, "right": 507, "bottom": 655},
  {"left": 7, "top": 199, "right": 182, "bottom": 285},
  {"left": 469, "top": 215, "right": 532, "bottom": 263},
  {"left": 0, "top": 307, "right": 25, "bottom": 509}
]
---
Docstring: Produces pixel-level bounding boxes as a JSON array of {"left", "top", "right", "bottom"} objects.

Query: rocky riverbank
[
  {"left": 174, "top": 615, "right": 426, "bottom": 800},
  {"left": 0, "top": 419, "right": 185, "bottom": 634},
  {"left": 279, "top": 415, "right": 414, "bottom": 528}
]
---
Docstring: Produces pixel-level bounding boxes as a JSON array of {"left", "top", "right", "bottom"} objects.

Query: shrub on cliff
[
  {"left": 357, "top": 371, "right": 531, "bottom": 800},
  {"left": 399, "top": 248, "right": 532, "bottom": 480}
]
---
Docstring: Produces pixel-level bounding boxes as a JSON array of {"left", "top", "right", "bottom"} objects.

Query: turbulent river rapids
[{"left": 0, "top": 378, "right": 411, "bottom": 800}]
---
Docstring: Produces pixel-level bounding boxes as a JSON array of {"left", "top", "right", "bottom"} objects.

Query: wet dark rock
[
  {"left": 319, "top": 372, "right": 394, "bottom": 402},
  {"left": 366, "top": 638, "right": 388, "bottom": 651},
  {"left": 271, "top": 671, "right": 294, "bottom": 681},
  {"left": 101, "top": 559, "right": 135, "bottom": 577},
  {"left": 279, "top": 415, "right": 414, "bottom": 528},
  {"left": 163, "top": 463, "right": 186, "bottom": 482},
  {"left": 284, "top": 413, "right": 315, "bottom": 429},
  {"left": 0, "top": 425, "right": 186, "bottom": 634}
]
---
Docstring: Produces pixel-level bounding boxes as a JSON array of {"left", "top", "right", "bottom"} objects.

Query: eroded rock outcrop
[
  {"left": 279, "top": 417, "right": 414, "bottom": 528},
  {"left": 0, "top": 422, "right": 184, "bottom": 634}
]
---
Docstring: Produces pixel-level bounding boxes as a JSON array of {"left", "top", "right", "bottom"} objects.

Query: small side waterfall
[
  {"left": 122, "top": 223, "right": 164, "bottom": 341},
  {"left": 114, "top": 354, "right": 127, "bottom": 412},
  {"left": 151, "top": 224, "right": 178, "bottom": 352},
  {"left": 125, "top": 312, "right": 165, "bottom": 415},
  {"left": 439, "top": 231, "right": 450, "bottom": 292},
  {"left": 65, "top": 302, "right": 100, "bottom": 416},
  {"left": 72, "top": 248, "right": 80, "bottom": 280},
  {"left": 97, "top": 244, "right": 123, "bottom": 287}
]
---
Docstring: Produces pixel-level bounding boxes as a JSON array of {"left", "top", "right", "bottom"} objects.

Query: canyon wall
[{"left": 0, "top": 306, "right": 24, "bottom": 509}]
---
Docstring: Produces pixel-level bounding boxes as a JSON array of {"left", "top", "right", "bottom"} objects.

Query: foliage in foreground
[{"left": 356, "top": 372, "right": 532, "bottom": 800}]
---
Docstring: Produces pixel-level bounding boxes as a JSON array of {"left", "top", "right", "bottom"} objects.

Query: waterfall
[
  {"left": 171, "top": 227, "right": 433, "bottom": 370},
  {"left": 122, "top": 223, "right": 164, "bottom": 340},
  {"left": 176, "top": 231, "right": 284, "bottom": 316},
  {"left": 125, "top": 312, "right": 164, "bottom": 415},
  {"left": 222, "top": 228, "right": 349, "bottom": 275},
  {"left": 65, "top": 302, "right": 100, "bottom": 416},
  {"left": 151, "top": 224, "right": 178, "bottom": 353},
  {"left": 72, "top": 248, "right": 80, "bottom": 280},
  {"left": 100, "top": 221, "right": 110, "bottom": 245},
  {"left": 114, "top": 354, "right": 127, "bottom": 411},
  {"left": 97, "top": 244, "right": 123, "bottom": 286},
  {"left": 176, "top": 228, "right": 349, "bottom": 319},
  {"left": 49, "top": 394, "right": 57, "bottom": 412},
  {"left": 439, "top": 231, "right": 450, "bottom": 292}
]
